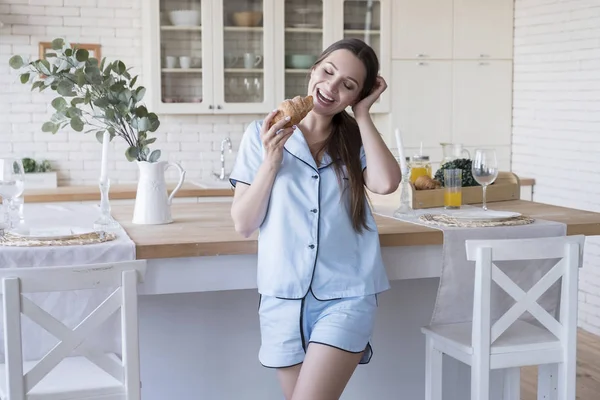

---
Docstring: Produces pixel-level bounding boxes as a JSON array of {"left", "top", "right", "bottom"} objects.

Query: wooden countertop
[
  {"left": 110, "top": 199, "right": 599, "bottom": 260},
  {"left": 22, "top": 182, "right": 233, "bottom": 203},
  {"left": 21, "top": 177, "right": 535, "bottom": 203}
]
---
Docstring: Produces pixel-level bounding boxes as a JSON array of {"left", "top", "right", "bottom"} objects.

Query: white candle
[
  {"left": 394, "top": 128, "right": 408, "bottom": 175},
  {"left": 100, "top": 130, "right": 110, "bottom": 183}
]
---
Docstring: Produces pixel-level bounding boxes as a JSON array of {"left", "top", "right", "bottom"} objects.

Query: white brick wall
[
  {"left": 0, "top": 0, "right": 261, "bottom": 185},
  {"left": 512, "top": 0, "right": 600, "bottom": 335}
]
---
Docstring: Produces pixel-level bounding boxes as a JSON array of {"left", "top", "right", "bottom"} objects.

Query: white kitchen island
[{"left": 105, "top": 199, "right": 600, "bottom": 400}]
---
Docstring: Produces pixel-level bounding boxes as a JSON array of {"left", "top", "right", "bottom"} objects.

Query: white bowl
[{"left": 169, "top": 10, "right": 200, "bottom": 26}]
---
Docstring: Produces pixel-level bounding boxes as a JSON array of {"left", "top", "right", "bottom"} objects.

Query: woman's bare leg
[
  {"left": 291, "top": 343, "right": 363, "bottom": 400},
  {"left": 277, "top": 363, "right": 303, "bottom": 400}
]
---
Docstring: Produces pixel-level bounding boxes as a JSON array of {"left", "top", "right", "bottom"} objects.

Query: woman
[{"left": 229, "top": 38, "right": 401, "bottom": 400}]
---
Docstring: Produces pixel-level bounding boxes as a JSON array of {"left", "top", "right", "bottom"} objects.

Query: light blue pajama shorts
[{"left": 257, "top": 289, "right": 378, "bottom": 368}]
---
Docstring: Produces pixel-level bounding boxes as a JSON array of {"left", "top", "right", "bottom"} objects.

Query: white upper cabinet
[
  {"left": 452, "top": 60, "right": 513, "bottom": 146},
  {"left": 453, "top": 0, "right": 514, "bottom": 59},
  {"left": 392, "top": 0, "right": 453, "bottom": 60},
  {"left": 143, "top": 0, "right": 276, "bottom": 115},
  {"left": 391, "top": 60, "right": 453, "bottom": 148}
]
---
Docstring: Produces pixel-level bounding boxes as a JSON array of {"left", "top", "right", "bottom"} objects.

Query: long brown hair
[{"left": 311, "top": 38, "right": 380, "bottom": 233}]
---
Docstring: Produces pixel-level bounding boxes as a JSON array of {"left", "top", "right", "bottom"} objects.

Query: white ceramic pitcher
[{"left": 132, "top": 160, "right": 186, "bottom": 225}]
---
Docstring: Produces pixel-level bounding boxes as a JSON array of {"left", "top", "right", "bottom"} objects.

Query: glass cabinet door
[
  {"left": 158, "top": 0, "right": 207, "bottom": 106},
  {"left": 283, "top": 0, "right": 325, "bottom": 100},
  {"left": 214, "top": 0, "right": 274, "bottom": 112}
]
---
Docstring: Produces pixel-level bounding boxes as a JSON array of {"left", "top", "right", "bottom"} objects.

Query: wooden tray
[{"left": 405, "top": 171, "right": 520, "bottom": 209}]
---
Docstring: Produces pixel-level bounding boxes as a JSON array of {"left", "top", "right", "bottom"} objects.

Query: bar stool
[
  {"left": 0, "top": 260, "right": 146, "bottom": 400},
  {"left": 421, "top": 235, "right": 584, "bottom": 400}
]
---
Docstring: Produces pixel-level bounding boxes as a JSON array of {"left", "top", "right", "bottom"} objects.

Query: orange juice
[{"left": 444, "top": 190, "right": 462, "bottom": 209}]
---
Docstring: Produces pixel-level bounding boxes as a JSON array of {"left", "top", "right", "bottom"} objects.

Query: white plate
[
  {"left": 447, "top": 210, "right": 521, "bottom": 221},
  {"left": 290, "top": 23, "right": 319, "bottom": 29}
]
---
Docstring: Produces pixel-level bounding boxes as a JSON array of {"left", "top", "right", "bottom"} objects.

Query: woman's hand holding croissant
[{"left": 261, "top": 109, "right": 295, "bottom": 169}]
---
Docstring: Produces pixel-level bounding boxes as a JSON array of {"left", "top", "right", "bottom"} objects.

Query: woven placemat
[
  {"left": 418, "top": 214, "right": 535, "bottom": 228},
  {"left": 0, "top": 231, "right": 116, "bottom": 247}
]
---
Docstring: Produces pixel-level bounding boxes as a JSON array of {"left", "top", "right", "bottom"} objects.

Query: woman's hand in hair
[
  {"left": 261, "top": 110, "right": 295, "bottom": 169},
  {"left": 352, "top": 75, "right": 388, "bottom": 117}
]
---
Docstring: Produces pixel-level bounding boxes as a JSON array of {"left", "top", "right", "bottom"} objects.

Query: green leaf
[
  {"left": 9, "top": 55, "right": 24, "bottom": 69},
  {"left": 45, "top": 52, "right": 57, "bottom": 58},
  {"left": 117, "top": 60, "right": 126, "bottom": 75},
  {"left": 39, "top": 59, "right": 51, "bottom": 75},
  {"left": 125, "top": 146, "right": 139, "bottom": 162},
  {"left": 88, "top": 57, "right": 99, "bottom": 67},
  {"left": 57, "top": 80, "right": 75, "bottom": 96},
  {"left": 41, "top": 122, "right": 57, "bottom": 133},
  {"left": 134, "top": 105, "right": 148, "bottom": 117},
  {"left": 104, "top": 108, "right": 115, "bottom": 121},
  {"left": 137, "top": 117, "right": 150, "bottom": 132},
  {"left": 95, "top": 131, "right": 105, "bottom": 143},
  {"left": 51, "top": 97, "right": 67, "bottom": 111},
  {"left": 75, "top": 48, "right": 89, "bottom": 62},
  {"left": 148, "top": 150, "right": 161, "bottom": 163},
  {"left": 75, "top": 69, "right": 86, "bottom": 87},
  {"left": 70, "top": 116, "right": 84, "bottom": 132},
  {"left": 20, "top": 73, "right": 30, "bottom": 84},
  {"left": 64, "top": 48, "right": 73, "bottom": 57},
  {"left": 66, "top": 106, "right": 82, "bottom": 118},
  {"left": 135, "top": 86, "right": 146, "bottom": 102},
  {"left": 71, "top": 97, "right": 84, "bottom": 106},
  {"left": 129, "top": 75, "right": 138, "bottom": 88},
  {"left": 51, "top": 38, "right": 65, "bottom": 50},
  {"left": 99, "top": 57, "right": 106, "bottom": 71},
  {"left": 93, "top": 97, "right": 109, "bottom": 108},
  {"left": 143, "top": 137, "right": 157, "bottom": 146},
  {"left": 31, "top": 81, "right": 43, "bottom": 91},
  {"left": 147, "top": 113, "right": 160, "bottom": 132}
]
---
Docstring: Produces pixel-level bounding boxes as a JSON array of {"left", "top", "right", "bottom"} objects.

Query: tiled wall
[
  {"left": 511, "top": 0, "right": 600, "bottom": 335},
  {"left": 0, "top": 0, "right": 262, "bottom": 185}
]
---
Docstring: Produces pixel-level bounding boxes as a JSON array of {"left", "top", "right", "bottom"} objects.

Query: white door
[
  {"left": 453, "top": 0, "right": 514, "bottom": 59},
  {"left": 274, "top": 0, "right": 333, "bottom": 103},
  {"left": 452, "top": 60, "right": 513, "bottom": 146},
  {"left": 333, "top": 0, "right": 391, "bottom": 114},
  {"left": 212, "top": 0, "right": 276, "bottom": 114},
  {"left": 143, "top": 0, "right": 214, "bottom": 114},
  {"left": 392, "top": 0, "right": 453, "bottom": 60},
  {"left": 390, "top": 60, "right": 453, "bottom": 151}
]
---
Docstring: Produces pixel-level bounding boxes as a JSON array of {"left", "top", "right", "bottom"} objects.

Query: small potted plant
[{"left": 22, "top": 157, "right": 57, "bottom": 189}]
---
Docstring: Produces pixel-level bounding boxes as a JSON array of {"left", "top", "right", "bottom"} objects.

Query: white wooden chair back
[
  {"left": 0, "top": 260, "right": 147, "bottom": 400},
  {"left": 465, "top": 235, "right": 584, "bottom": 358}
]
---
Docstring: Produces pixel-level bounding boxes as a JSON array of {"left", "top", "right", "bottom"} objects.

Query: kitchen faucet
[{"left": 213, "top": 137, "right": 233, "bottom": 180}]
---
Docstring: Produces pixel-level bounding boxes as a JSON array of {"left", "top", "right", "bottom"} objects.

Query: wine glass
[
  {"left": 471, "top": 149, "right": 498, "bottom": 211},
  {"left": 0, "top": 158, "right": 25, "bottom": 229}
]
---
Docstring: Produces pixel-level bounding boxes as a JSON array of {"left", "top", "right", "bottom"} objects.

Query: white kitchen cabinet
[
  {"left": 392, "top": 0, "right": 453, "bottom": 60},
  {"left": 453, "top": 0, "right": 514, "bottom": 59},
  {"left": 391, "top": 60, "right": 453, "bottom": 148},
  {"left": 143, "top": 0, "right": 276, "bottom": 115},
  {"left": 330, "top": 0, "right": 392, "bottom": 113},
  {"left": 452, "top": 60, "right": 513, "bottom": 146}
]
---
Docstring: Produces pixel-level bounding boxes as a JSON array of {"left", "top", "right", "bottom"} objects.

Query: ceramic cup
[
  {"left": 166, "top": 56, "right": 177, "bottom": 68},
  {"left": 179, "top": 56, "right": 191, "bottom": 69}
]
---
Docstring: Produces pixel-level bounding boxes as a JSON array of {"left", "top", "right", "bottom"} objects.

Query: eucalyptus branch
[{"left": 9, "top": 37, "right": 161, "bottom": 163}]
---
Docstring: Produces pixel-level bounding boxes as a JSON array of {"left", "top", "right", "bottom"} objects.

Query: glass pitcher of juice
[{"left": 409, "top": 154, "right": 432, "bottom": 183}]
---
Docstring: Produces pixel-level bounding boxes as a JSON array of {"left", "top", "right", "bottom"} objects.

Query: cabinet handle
[
  {"left": 416, "top": 54, "right": 427, "bottom": 58},
  {"left": 417, "top": 61, "right": 427, "bottom": 66},
  {"left": 478, "top": 62, "right": 490, "bottom": 66},
  {"left": 217, "top": 105, "right": 222, "bottom": 110},
  {"left": 208, "top": 105, "right": 213, "bottom": 109},
  {"left": 479, "top": 54, "right": 490, "bottom": 58}
]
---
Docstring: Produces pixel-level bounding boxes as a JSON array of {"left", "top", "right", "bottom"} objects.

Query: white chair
[
  {"left": 421, "top": 235, "right": 584, "bottom": 400},
  {"left": 0, "top": 260, "right": 147, "bottom": 400}
]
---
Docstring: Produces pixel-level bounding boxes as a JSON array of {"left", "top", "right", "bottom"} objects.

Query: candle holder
[
  {"left": 393, "top": 168, "right": 414, "bottom": 217},
  {"left": 93, "top": 178, "right": 120, "bottom": 232}
]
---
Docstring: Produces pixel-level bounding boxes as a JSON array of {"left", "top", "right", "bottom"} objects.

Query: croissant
[
  {"left": 271, "top": 95, "right": 314, "bottom": 129},
  {"left": 414, "top": 175, "right": 442, "bottom": 190}
]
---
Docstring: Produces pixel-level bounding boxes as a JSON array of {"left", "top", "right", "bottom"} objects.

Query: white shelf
[
  {"left": 344, "top": 29, "right": 380, "bottom": 35},
  {"left": 162, "top": 68, "right": 203, "bottom": 73},
  {"left": 224, "top": 68, "right": 263, "bottom": 73},
  {"left": 224, "top": 26, "right": 263, "bottom": 33},
  {"left": 285, "top": 68, "right": 311, "bottom": 74},
  {"left": 285, "top": 27, "right": 323, "bottom": 33},
  {"left": 160, "top": 25, "right": 202, "bottom": 31}
]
